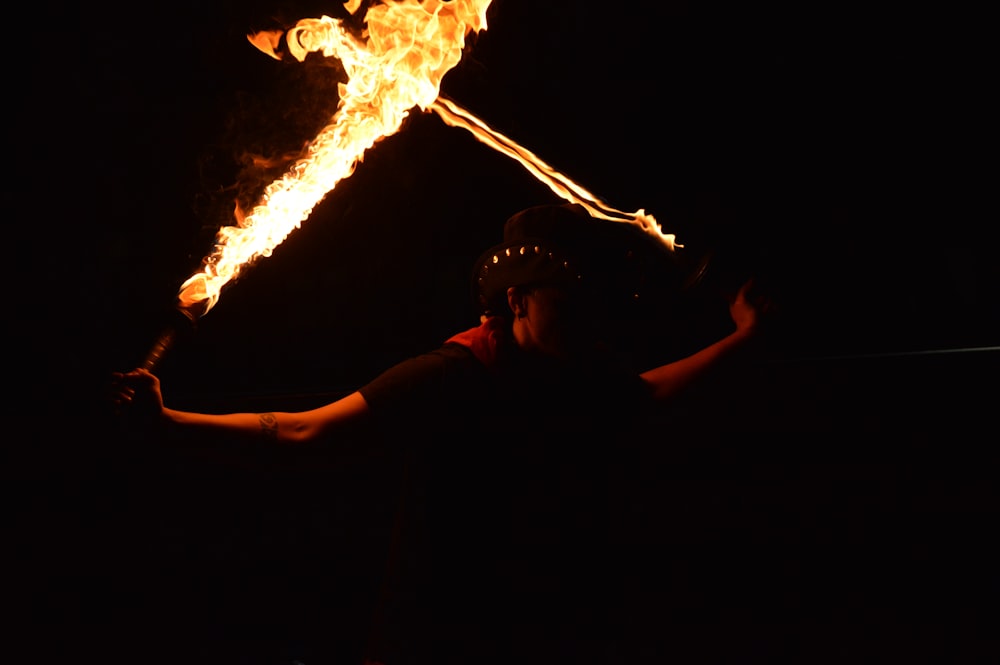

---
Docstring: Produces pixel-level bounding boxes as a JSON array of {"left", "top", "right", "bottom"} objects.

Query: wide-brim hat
[{"left": 472, "top": 203, "right": 699, "bottom": 317}]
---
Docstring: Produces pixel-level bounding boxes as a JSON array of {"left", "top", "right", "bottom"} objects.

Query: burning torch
[{"left": 135, "top": 0, "right": 684, "bottom": 371}]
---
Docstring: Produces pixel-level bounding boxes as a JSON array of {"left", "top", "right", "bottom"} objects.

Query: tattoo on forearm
[{"left": 258, "top": 413, "right": 278, "bottom": 440}]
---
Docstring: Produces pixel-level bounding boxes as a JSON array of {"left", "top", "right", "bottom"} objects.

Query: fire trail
[{"left": 139, "top": 0, "right": 675, "bottom": 370}]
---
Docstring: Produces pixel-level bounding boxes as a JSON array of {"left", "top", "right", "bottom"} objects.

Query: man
[
  {"left": 113, "top": 203, "right": 766, "bottom": 440},
  {"left": 112, "top": 202, "right": 774, "bottom": 664}
]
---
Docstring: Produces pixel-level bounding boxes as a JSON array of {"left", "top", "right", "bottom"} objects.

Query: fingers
[
  {"left": 727, "top": 277, "right": 760, "bottom": 304},
  {"left": 109, "top": 380, "right": 135, "bottom": 408},
  {"left": 736, "top": 277, "right": 778, "bottom": 312},
  {"left": 111, "top": 368, "right": 155, "bottom": 386},
  {"left": 109, "top": 368, "right": 157, "bottom": 409}
]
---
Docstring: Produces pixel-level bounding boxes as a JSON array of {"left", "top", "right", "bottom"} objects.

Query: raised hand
[{"left": 728, "top": 277, "right": 777, "bottom": 337}]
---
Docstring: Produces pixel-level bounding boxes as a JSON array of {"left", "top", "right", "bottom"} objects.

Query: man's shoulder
[{"left": 358, "top": 340, "right": 490, "bottom": 409}]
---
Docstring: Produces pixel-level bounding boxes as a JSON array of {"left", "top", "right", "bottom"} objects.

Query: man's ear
[{"left": 507, "top": 286, "right": 527, "bottom": 319}]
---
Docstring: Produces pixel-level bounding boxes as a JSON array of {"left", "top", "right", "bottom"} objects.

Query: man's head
[
  {"left": 473, "top": 203, "right": 685, "bottom": 314},
  {"left": 472, "top": 203, "right": 688, "bottom": 357}
]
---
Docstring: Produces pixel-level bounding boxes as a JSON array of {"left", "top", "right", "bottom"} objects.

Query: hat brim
[{"left": 472, "top": 205, "right": 690, "bottom": 317}]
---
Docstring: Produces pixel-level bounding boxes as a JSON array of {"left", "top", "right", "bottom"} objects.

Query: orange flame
[
  {"left": 177, "top": 0, "right": 677, "bottom": 320},
  {"left": 428, "top": 96, "right": 679, "bottom": 251},
  {"left": 178, "top": 0, "right": 492, "bottom": 317}
]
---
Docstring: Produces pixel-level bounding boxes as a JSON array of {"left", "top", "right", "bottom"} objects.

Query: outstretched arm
[
  {"left": 111, "top": 368, "right": 371, "bottom": 447},
  {"left": 639, "top": 279, "right": 772, "bottom": 402}
]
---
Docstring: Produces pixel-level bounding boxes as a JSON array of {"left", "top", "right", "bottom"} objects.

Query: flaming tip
[{"left": 175, "top": 297, "right": 211, "bottom": 323}]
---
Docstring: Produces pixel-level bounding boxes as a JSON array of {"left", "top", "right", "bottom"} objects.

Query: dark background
[
  {"left": 12, "top": 1, "right": 998, "bottom": 663},
  {"left": 18, "top": 0, "right": 997, "bottom": 398}
]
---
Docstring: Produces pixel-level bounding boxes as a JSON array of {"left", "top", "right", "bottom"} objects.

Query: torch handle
[
  {"left": 141, "top": 327, "right": 178, "bottom": 372},
  {"left": 138, "top": 305, "right": 198, "bottom": 372}
]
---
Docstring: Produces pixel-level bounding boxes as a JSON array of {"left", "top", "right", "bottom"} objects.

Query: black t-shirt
[
  {"left": 358, "top": 334, "right": 656, "bottom": 500},
  {"left": 359, "top": 331, "right": 654, "bottom": 438},
  {"left": 357, "top": 329, "right": 657, "bottom": 663}
]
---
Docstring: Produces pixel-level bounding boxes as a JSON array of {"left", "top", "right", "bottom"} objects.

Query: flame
[
  {"left": 428, "top": 96, "right": 680, "bottom": 251},
  {"left": 178, "top": 0, "right": 492, "bottom": 317},
  {"left": 177, "top": 0, "right": 677, "bottom": 320}
]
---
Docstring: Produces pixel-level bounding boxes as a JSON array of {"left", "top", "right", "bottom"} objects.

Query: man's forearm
[
  {"left": 640, "top": 328, "right": 757, "bottom": 402},
  {"left": 162, "top": 409, "right": 295, "bottom": 444},
  {"left": 159, "top": 391, "right": 371, "bottom": 447}
]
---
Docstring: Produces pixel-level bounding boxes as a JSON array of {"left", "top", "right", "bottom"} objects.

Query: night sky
[{"left": 12, "top": 2, "right": 998, "bottom": 663}]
